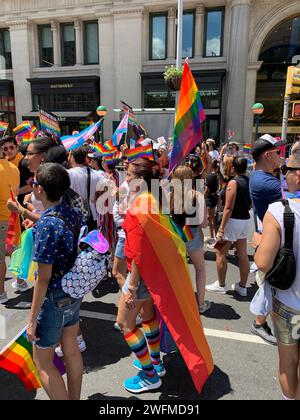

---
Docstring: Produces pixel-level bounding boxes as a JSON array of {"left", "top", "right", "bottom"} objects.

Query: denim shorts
[
  {"left": 122, "top": 272, "right": 151, "bottom": 301},
  {"left": 115, "top": 236, "right": 125, "bottom": 260},
  {"left": 272, "top": 298, "right": 300, "bottom": 346},
  {"left": 36, "top": 288, "right": 82, "bottom": 349},
  {"left": 186, "top": 227, "right": 203, "bottom": 253}
]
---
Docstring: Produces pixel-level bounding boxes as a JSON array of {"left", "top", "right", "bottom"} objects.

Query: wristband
[{"left": 21, "top": 209, "right": 27, "bottom": 219}]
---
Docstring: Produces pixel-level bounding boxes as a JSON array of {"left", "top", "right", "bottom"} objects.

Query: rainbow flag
[
  {"left": 22, "top": 125, "right": 38, "bottom": 143},
  {"left": 168, "top": 60, "right": 206, "bottom": 175},
  {"left": 104, "top": 139, "right": 118, "bottom": 152},
  {"left": 183, "top": 225, "right": 195, "bottom": 242},
  {"left": 39, "top": 110, "right": 61, "bottom": 138},
  {"left": 243, "top": 144, "right": 252, "bottom": 155},
  {"left": 126, "top": 145, "right": 154, "bottom": 162},
  {"left": 124, "top": 193, "right": 214, "bottom": 394},
  {"left": 0, "top": 326, "right": 66, "bottom": 391},
  {"left": 13, "top": 121, "right": 32, "bottom": 137},
  {"left": 61, "top": 121, "right": 101, "bottom": 151},
  {"left": 103, "top": 151, "right": 116, "bottom": 165},
  {"left": 0, "top": 121, "right": 9, "bottom": 132}
]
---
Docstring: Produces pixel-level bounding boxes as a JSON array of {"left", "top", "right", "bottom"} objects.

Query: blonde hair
[
  {"left": 222, "top": 156, "right": 234, "bottom": 181},
  {"left": 170, "top": 165, "right": 195, "bottom": 215}
]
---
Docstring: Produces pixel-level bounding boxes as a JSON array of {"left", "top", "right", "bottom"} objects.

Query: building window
[
  {"left": 0, "top": 29, "right": 12, "bottom": 69},
  {"left": 84, "top": 21, "right": 99, "bottom": 65},
  {"left": 182, "top": 11, "right": 195, "bottom": 58},
  {"left": 61, "top": 23, "right": 76, "bottom": 66},
  {"left": 204, "top": 8, "right": 224, "bottom": 57},
  {"left": 150, "top": 14, "right": 167, "bottom": 60},
  {"left": 38, "top": 25, "right": 53, "bottom": 67}
]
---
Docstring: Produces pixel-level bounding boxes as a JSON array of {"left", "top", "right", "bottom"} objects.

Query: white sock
[{"left": 282, "top": 393, "right": 295, "bottom": 401}]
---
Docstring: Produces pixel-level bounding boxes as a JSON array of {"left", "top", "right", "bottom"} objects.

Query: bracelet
[
  {"left": 128, "top": 285, "right": 138, "bottom": 292},
  {"left": 21, "top": 209, "right": 27, "bottom": 219}
]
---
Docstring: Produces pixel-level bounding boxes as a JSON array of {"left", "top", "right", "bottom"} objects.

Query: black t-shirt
[
  {"left": 206, "top": 173, "right": 219, "bottom": 195},
  {"left": 18, "top": 158, "right": 33, "bottom": 205}
]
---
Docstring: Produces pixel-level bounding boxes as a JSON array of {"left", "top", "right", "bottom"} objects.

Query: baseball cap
[{"left": 252, "top": 134, "right": 286, "bottom": 160}]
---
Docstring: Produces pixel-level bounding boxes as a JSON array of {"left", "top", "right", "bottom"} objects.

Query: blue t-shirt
[
  {"left": 32, "top": 202, "right": 82, "bottom": 290},
  {"left": 249, "top": 170, "right": 282, "bottom": 223}
]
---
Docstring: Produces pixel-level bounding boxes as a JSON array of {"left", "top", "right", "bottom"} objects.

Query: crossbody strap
[{"left": 282, "top": 199, "right": 295, "bottom": 250}]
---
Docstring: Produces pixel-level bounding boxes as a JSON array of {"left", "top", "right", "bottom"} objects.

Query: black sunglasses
[{"left": 281, "top": 165, "right": 300, "bottom": 176}]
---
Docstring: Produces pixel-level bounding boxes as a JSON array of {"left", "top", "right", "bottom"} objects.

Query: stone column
[
  {"left": 225, "top": 0, "right": 252, "bottom": 143},
  {"left": 243, "top": 61, "right": 263, "bottom": 143},
  {"left": 8, "top": 19, "right": 32, "bottom": 123},
  {"left": 195, "top": 4, "right": 205, "bottom": 58},
  {"left": 51, "top": 21, "right": 60, "bottom": 66},
  {"left": 167, "top": 7, "right": 176, "bottom": 60},
  {"left": 74, "top": 19, "right": 83, "bottom": 66},
  {"left": 97, "top": 12, "right": 115, "bottom": 138}
]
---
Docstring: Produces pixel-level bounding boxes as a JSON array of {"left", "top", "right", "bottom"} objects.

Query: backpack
[
  {"left": 61, "top": 229, "right": 110, "bottom": 299},
  {"left": 265, "top": 200, "right": 296, "bottom": 291}
]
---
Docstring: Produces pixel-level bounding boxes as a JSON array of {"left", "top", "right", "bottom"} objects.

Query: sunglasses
[
  {"left": 3, "top": 145, "right": 16, "bottom": 152},
  {"left": 281, "top": 165, "right": 300, "bottom": 176},
  {"left": 27, "top": 178, "right": 39, "bottom": 188},
  {"left": 25, "top": 151, "right": 42, "bottom": 156}
]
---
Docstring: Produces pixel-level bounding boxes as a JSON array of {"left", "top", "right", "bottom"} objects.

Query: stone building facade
[{"left": 0, "top": 0, "right": 299, "bottom": 142}]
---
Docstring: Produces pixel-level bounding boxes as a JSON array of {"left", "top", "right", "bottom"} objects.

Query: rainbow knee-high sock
[
  {"left": 124, "top": 326, "right": 155, "bottom": 377},
  {"left": 142, "top": 317, "right": 161, "bottom": 366}
]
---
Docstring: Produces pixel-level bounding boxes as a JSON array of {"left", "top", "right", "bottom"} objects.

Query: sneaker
[
  {"left": 11, "top": 280, "right": 29, "bottom": 292},
  {"left": 231, "top": 282, "right": 247, "bottom": 297},
  {"left": 199, "top": 300, "right": 212, "bottom": 314},
  {"left": 136, "top": 314, "right": 143, "bottom": 326},
  {"left": 0, "top": 292, "right": 8, "bottom": 304},
  {"left": 206, "top": 281, "right": 227, "bottom": 294},
  {"left": 250, "top": 322, "right": 277, "bottom": 346},
  {"left": 55, "top": 336, "right": 87, "bottom": 358},
  {"left": 124, "top": 370, "right": 162, "bottom": 394},
  {"left": 77, "top": 335, "right": 87, "bottom": 353},
  {"left": 133, "top": 359, "right": 166, "bottom": 377},
  {"left": 114, "top": 322, "right": 122, "bottom": 332}
]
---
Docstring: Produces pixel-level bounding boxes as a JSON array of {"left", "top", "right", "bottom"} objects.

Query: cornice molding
[
  {"left": 113, "top": 7, "right": 144, "bottom": 19},
  {"left": 7, "top": 19, "right": 29, "bottom": 30}
]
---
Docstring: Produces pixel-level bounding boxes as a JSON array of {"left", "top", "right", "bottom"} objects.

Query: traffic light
[{"left": 285, "top": 66, "right": 300, "bottom": 96}]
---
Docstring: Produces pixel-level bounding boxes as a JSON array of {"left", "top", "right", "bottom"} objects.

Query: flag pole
[{"left": 176, "top": 0, "right": 184, "bottom": 108}]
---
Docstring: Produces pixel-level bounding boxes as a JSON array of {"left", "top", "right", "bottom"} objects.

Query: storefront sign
[{"left": 50, "top": 83, "right": 74, "bottom": 89}]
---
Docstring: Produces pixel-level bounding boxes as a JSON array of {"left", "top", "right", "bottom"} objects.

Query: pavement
[{"left": 0, "top": 228, "right": 282, "bottom": 401}]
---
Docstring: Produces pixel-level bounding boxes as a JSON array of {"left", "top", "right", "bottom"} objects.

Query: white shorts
[{"left": 223, "top": 218, "right": 250, "bottom": 242}]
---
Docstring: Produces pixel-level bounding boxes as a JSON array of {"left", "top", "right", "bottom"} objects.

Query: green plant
[{"left": 163, "top": 65, "right": 183, "bottom": 81}]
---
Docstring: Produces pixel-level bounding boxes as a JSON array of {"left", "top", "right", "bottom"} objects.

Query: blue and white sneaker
[
  {"left": 133, "top": 359, "right": 166, "bottom": 377},
  {"left": 124, "top": 371, "right": 162, "bottom": 394}
]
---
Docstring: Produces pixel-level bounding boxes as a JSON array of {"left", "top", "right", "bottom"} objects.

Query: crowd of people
[{"left": 1, "top": 131, "right": 300, "bottom": 400}]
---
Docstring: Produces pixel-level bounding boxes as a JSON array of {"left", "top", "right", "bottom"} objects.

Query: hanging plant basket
[{"left": 166, "top": 76, "right": 182, "bottom": 91}]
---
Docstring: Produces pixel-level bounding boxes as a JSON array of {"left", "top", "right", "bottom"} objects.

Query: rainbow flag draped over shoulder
[
  {"left": 0, "top": 326, "right": 65, "bottom": 391},
  {"left": 126, "top": 145, "right": 154, "bottom": 162},
  {"left": 169, "top": 60, "right": 206, "bottom": 175},
  {"left": 124, "top": 193, "right": 214, "bottom": 393}
]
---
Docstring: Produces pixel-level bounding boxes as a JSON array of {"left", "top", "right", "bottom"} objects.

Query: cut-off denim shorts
[
  {"left": 272, "top": 298, "right": 300, "bottom": 346},
  {"left": 122, "top": 272, "right": 151, "bottom": 301},
  {"left": 115, "top": 236, "right": 125, "bottom": 260},
  {"left": 185, "top": 227, "right": 203, "bottom": 253},
  {"left": 35, "top": 288, "right": 82, "bottom": 349}
]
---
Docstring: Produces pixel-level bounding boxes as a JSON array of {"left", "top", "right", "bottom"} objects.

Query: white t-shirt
[
  {"left": 209, "top": 150, "right": 220, "bottom": 161},
  {"left": 268, "top": 200, "right": 300, "bottom": 310},
  {"left": 68, "top": 166, "right": 106, "bottom": 221}
]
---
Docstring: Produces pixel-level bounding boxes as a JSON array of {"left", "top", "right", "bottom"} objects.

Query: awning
[{"left": 22, "top": 111, "right": 93, "bottom": 122}]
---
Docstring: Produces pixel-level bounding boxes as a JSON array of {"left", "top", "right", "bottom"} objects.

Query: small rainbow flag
[
  {"left": 104, "top": 139, "right": 118, "bottom": 152},
  {"left": 126, "top": 145, "right": 154, "bottom": 162},
  {"left": 243, "top": 144, "right": 252, "bottom": 154},
  {"left": 22, "top": 125, "right": 38, "bottom": 143},
  {"left": 0, "top": 326, "right": 65, "bottom": 391},
  {"left": 168, "top": 60, "right": 206, "bottom": 174},
  {"left": 124, "top": 193, "right": 214, "bottom": 394},
  {"left": 103, "top": 151, "right": 116, "bottom": 165},
  {"left": 39, "top": 110, "right": 61, "bottom": 138},
  {"left": 13, "top": 121, "right": 32, "bottom": 137},
  {"left": 0, "top": 121, "right": 9, "bottom": 132},
  {"left": 92, "top": 143, "right": 114, "bottom": 156},
  {"left": 183, "top": 225, "right": 195, "bottom": 242}
]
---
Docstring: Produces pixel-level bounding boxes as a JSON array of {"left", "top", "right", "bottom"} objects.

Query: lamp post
[
  {"left": 96, "top": 105, "right": 107, "bottom": 144},
  {"left": 252, "top": 103, "right": 264, "bottom": 142}
]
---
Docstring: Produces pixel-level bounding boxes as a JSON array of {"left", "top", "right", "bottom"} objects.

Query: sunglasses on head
[{"left": 281, "top": 165, "right": 300, "bottom": 176}]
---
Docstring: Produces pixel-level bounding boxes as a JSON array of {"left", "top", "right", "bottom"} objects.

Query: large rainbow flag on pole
[
  {"left": 168, "top": 60, "right": 206, "bottom": 175},
  {"left": 124, "top": 193, "right": 214, "bottom": 393},
  {"left": 0, "top": 326, "right": 65, "bottom": 391}
]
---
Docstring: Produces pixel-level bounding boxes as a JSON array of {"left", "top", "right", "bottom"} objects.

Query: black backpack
[{"left": 265, "top": 200, "right": 296, "bottom": 290}]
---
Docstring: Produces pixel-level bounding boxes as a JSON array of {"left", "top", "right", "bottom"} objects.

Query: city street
[{"left": 0, "top": 229, "right": 282, "bottom": 401}]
